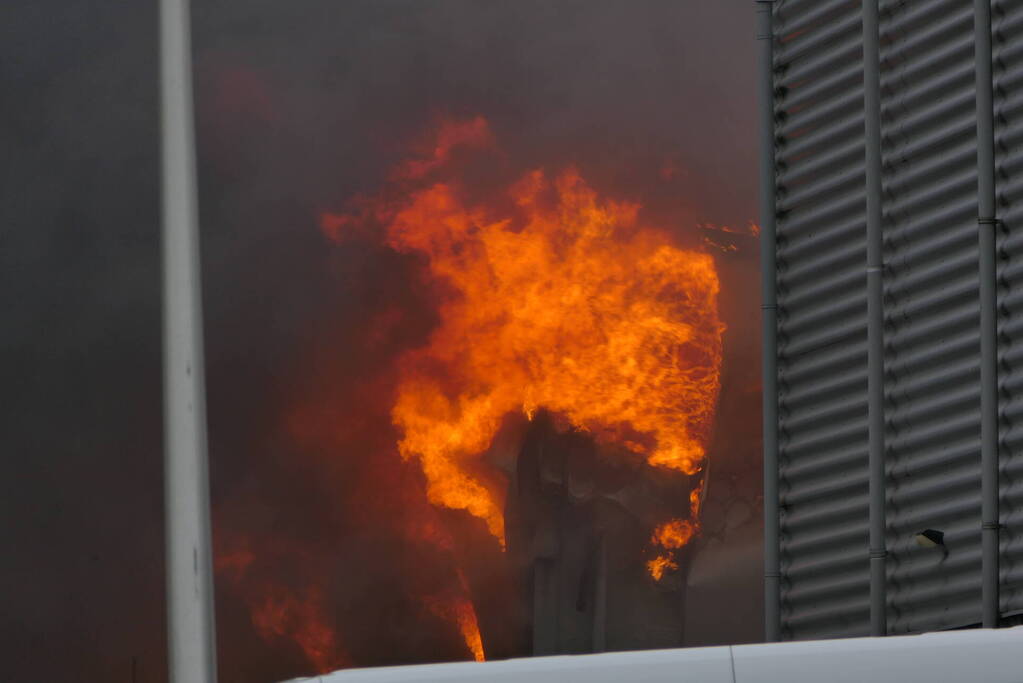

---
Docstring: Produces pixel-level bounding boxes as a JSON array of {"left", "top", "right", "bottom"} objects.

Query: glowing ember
[{"left": 322, "top": 118, "right": 724, "bottom": 547}]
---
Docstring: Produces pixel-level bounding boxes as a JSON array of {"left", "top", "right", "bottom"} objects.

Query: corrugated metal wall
[
  {"left": 878, "top": 0, "right": 983, "bottom": 634},
  {"left": 994, "top": 0, "right": 1023, "bottom": 619},
  {"left": 770, "top": 0, "right": 1023, "bottom": 638},
  {"left": 772, "top": 0, "right": 870, "bottom": 640}
]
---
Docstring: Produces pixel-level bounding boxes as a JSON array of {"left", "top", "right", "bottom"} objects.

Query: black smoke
[{"left": 0, "top": 2, "right": 759, "bottom": 681}]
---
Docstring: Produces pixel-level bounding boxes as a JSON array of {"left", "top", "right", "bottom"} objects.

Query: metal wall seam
[
  {"left": 975, "top": 0, "right": 1001, "bottom": 629},
  {"left": 862, "top": 0, "right": 887, "bottom": 638},
  {"left": 774, "top": 0, "right": 870, "bottom": 640},
  {"left": 993, "top": 0, "right": 1023, "bottom": 620},
  {"left": 757, "top": 0, "right": 781, "bottom": 644}
]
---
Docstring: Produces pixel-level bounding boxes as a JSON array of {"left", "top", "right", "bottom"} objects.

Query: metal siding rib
[
  {"left": 994, "top": 0, "right": 1023, "bottom": 621},
  {"left": 879, "top": 0, "right": 982, "bottom": 634},
  {"left": 774, "top": 0, "right": 870, "bottom": 640}
]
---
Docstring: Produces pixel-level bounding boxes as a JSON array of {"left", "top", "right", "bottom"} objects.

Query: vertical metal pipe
[
  {"left": 755, "top": 0, "right": 781, "bottom": 643},
  {"left": 862, "top": 0, "right": 888, "bottom": 638},
  {"left": 975, "top": 0, "right": 1000, "bottom": 630},
  {"left": 160, "top": 0, "right": 218, "bottom": 680}
]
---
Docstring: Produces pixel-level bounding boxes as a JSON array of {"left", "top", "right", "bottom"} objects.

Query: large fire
[
  {"left": 218, "top": 116, "right": 724, "bottom": 673},
  {"left": 322, "top": 118, "right": 723, "bottom": 549}
]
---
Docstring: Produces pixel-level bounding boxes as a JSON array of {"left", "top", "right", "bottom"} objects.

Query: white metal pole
[{"left": 160, "top": 0, "right": 218, "bottom": 680}]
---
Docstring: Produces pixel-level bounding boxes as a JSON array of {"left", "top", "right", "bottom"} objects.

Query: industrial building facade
[{"left": 758, "top": 0, "right": 1023, "bottom": 640}]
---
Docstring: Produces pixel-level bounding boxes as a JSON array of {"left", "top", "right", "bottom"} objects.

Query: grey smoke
[{"left": 0, "top": 2, "right": 759, "bottom": 681}]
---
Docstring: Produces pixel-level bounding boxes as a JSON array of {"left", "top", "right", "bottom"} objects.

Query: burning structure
[
  {"left": 211, "top": 115, "right": 727, "bottom": 673},
  {"left": 505, "top": 411, "right": 707, "bottom": 654},
  {"left": 2, "top": 1, "right": 765, "bottom": 681}
]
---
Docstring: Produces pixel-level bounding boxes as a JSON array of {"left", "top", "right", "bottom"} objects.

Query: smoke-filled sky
[{"left": 0, "top": 2, "right": 759, "bottom": 681}]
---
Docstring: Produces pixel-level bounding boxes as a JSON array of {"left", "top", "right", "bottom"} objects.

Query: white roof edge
[{"left": 285, "top": 626, "right": 1023, "bottom": 683}]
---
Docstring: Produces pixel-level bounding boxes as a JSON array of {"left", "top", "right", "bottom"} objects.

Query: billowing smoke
[{"left": 0, "top": 2, "right": 760, "bottom": 682}]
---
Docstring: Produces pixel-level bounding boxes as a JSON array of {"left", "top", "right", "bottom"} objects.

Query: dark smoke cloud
[{"left": 0, "top": 2, "right": 759, "bottom": 681}]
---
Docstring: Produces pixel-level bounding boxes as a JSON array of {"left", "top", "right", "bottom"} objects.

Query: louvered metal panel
[
  {"left": 878, "top": 0, "right": 982, "bottom": 633},
  {"left": 994, "top": 0, "right": 1023, "bottom": 619},
  {"left": 773, "top": 0, "right": 870, "bottom": 640},
  {"left": 768, "top": 0, "right": 1023, "bottom": 639}
]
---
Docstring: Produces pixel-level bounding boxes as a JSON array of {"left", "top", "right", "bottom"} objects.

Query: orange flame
[
  {"left": 407, "top": 518, "right": 486, "bottom": 661},
  {"left": 456, "top": 603, "right": 486, "bottom": 663},
  {"left": 215, "top": 536, "right": 348, "bottom": 673},
  {"left": 646, "top": 555, "right": 679, "bottom": 581},
  {"left": 646, "top": 481, "right": 705, "bottom": 580},
  {"left": 322, "top": 118, "right": 723, "bottom": 546},
  {"left": 250, "top": 587, "right": 347, "bottom": 673},
  {"left": 394, "top": 116, "right": 494, "bottom": 181},
  {"left": 321, "top": 117, "right": 724, "bottom": 654},
  {"left": 652, "top": 518, "right": 697, "bottom": 550},
  {"left": 424, "top": 594, "right": 486, "bottom": 662}
]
